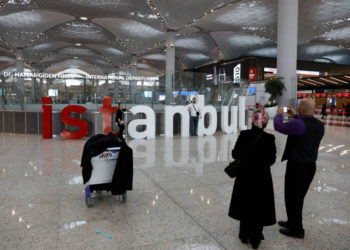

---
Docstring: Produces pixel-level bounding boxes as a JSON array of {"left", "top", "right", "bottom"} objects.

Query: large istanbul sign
[{"left": 42, "top": 95, "right": 247, "bottom": 140}]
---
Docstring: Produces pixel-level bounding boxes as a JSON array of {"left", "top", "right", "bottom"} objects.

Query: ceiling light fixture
[
  {"left": 330, "top": 77, "right": 348, "bottom": 84},
  {"left": 80, "top": 17, "right": 88, "bottom": 21},
  {"left": 75, "top": 43, "right": 82, "bottom": 46},
  {"left": 307, "top": 79, "right": 325, "bottom": 85},
  {"left": 74, "top": 56, "right": 79, "bottom": 59},
  {"left": 299, "top": 80, "right": 317, "bottom": 86},
  {"left": 320, "top": 78, "right": 339, "bottom": 84}
]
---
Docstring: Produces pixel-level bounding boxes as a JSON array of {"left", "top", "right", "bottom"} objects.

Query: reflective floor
[{"left": 0, "top": 122, "right": 350, "bottom": 250}]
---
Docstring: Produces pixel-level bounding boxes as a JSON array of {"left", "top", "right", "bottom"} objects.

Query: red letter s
[{"left": 60, "top": 105, "right": 88, "bottom": 139}]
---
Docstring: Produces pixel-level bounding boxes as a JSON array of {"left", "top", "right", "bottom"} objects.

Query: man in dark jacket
[{"left": 274, "top": 98, "right": 324, "bottom": 239}]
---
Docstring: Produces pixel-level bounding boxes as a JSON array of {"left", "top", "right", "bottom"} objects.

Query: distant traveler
[
  {"left": 187, "top": 97, "right": 201, "bottom": 136},
  {"left": 321, "top": 103, "right": 327, "bottom": 119},
  {"left": 115, "top": 102, "right": 127, "bottom": 140},
  {"left": 346, "top": 102, "right": 350, "bottom": 119},
  {"left": 229, "top": 110, "right": 276, "bottom": 249},
  {"left": 274, "top": 98, "right": 324, "bottom": 239},
  {"left": 255, "top": 102, "right": 260, "bottom": 111}
]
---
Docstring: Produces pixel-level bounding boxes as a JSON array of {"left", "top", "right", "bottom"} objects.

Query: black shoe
[
  {"left": 278, "top": 221, "right": 290, "bottom": 228},
  {"left": 239, "top": 236, "right": 248, "bottom": 244},
  {"left": 279, "top": 228, "right": 305, "bottom": 239},
  {"left": 251, "top": 240, "right": 261, "bottom": 249}
]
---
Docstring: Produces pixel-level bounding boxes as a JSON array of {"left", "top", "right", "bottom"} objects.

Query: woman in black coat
[
  {"left": 115, "top": 102, "right": 126, "bottom": 140},
  {"left": 229, "top": 110, "right": 276, "bottom": 249}
]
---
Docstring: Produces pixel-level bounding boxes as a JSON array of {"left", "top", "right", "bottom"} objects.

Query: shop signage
[
  {"left": 233, "top": 64, "right": 241, "bottom": 83},
  {"left": 321, "top": 93, "right": 327, "bottom": 98},
  {"left": 249, "top": 68, "right": 256, "bottom": 82},
  {"left": 315, "top": 94, "right": 321, "bottom": 98},
  {"left": 343, "top": 93, "right": 350, "bottom": 98},
  {"left": 336, "top": 93, "right": 343, "bottom": 97},
  {"left": 2, "top": 72, "right": 159, "bottom": 81},
  {"left": 263, "top": 68, "right": 320, "bottom": 76},
  {"left": 42, "top": 95, "right": 247, "bottom": 140},
  {"left": 298, "top": 93, "right": 308, "bottom": 98}
]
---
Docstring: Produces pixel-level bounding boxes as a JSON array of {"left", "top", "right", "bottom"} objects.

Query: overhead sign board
[
  {"left": 2, "top": 72, "right": 159, "bottom": 81},
  {"left": 233, "top": 64, "right": 241, "bottom": 83}
]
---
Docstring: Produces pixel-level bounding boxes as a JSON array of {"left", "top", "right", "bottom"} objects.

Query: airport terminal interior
[{"left": 1, "top": 0, "right": 350, "bottom": 249}]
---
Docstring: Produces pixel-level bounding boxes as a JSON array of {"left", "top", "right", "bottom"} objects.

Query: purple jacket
[{"left": 273, "top": 114, "right": 314, "bottom": 137}]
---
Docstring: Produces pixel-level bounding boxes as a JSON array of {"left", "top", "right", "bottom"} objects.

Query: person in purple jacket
[{"left": 274, "top": 98, "right": 324, "bottom": 239}]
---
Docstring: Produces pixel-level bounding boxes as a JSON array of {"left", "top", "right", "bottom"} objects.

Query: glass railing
[{"left": 0, "top": 72, "right": 248, "bottom": 111}]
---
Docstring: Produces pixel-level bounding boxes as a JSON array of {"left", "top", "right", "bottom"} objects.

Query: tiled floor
[{"left": 1, "top": 121, "right": 350, "bottom": 250}]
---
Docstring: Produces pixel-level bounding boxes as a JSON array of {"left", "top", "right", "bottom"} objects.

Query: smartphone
[{"left": 283, "top": 107, "right": 290, "bottom": 122}]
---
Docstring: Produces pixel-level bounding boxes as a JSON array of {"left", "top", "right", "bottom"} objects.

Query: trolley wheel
[
  {"left": 85, "top": 186, "right": 92, "bottom": 207},
  {"left": 85, "top": 196, "right": 92, "bottom": 207},
  {"left": 122, "top": 192, "right": 127, "bottom": 202}
]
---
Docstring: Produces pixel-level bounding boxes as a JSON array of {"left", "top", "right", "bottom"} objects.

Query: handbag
[{"left": 224, "top": 133, "right": 263, "bottom": 178}]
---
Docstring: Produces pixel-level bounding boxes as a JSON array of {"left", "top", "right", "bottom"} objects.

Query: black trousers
[
  {"left": 239, "top": 220, "right": 263, "bottom": 242},
  {"left": 117, "top": 123, "right": 125, "bottom": 139},
  {"left": 285, "top": 160, "right": 316, "bottom": 233},
  {"left": 190, "top": 116, "right": 199, "bottom": 136}
]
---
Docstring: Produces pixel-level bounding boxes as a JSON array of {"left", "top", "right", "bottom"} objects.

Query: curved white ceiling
[{"left": 0, "top": 0, "right": 349, "bottom": 75}]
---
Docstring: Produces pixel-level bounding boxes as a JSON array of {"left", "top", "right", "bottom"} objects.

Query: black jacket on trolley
[
  {"left": 80, "top": 133, "right": 133, "bottom": 194},
  {"left": 111, "top": 140, "right": 133, "bottom": 195},
  {"left": 228, "top": 126, "right": 277, "bottom": 226}
]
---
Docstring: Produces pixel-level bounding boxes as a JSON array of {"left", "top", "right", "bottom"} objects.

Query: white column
[
  {"left": 15, "top": 49, "right": 25, "bottom": 110},
  {"left": 277, "top": 0, "right": 299, "bottom": 108},
  {"left": 130, "top": 54, "right": 137, "bottom": 103},
  {"left": 165, "top": 31, "right": 175, "bottom": 104},
  {"left": 0, "top": 76, "right": 6, "bottom": 109},
  {"left": 39, "top": 73, "right": 44, "bottom": 98},
  {"left": 64, "top": 80, "right": 69, "bottom": 104},
  {"left": 83, "top": 78, "right": 87, "bottom": 103},
  {"left": 114, "top": 67, "right": 119, "bottom": 102},
  {"left": 104, "top": 79, "right": 109, "bottom": 96},
  {"left": 32, "top": 77, "right": 37, "bottom": 104}
]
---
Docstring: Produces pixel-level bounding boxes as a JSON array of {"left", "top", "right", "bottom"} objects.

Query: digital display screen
[
  {"left": 159, "top": 94, "right": 166, "bottom": 101},
  {"left": 248, "top": 87, "right": 256, "bottom": 95},
  {"left": 144, "top": 91, "right": 152, "bottom": 98},
  {"left": 48, "top": 89, "right": 58, "bottom": 97}
]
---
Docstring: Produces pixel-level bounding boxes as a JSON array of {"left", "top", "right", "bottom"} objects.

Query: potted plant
[{"left": 264, "top": 77, "right": 286, "bottom": 119}]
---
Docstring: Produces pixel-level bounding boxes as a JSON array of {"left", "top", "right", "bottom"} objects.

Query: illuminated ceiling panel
[
  {"left": 196, "top": 0, "right": 276, "bottom": 40},
  {"left": 176, "top": 50, "right": 212, "bottom": 69},
  {"left": 245, "top": 47, "right": 277, "bottom": 57},
  {"left": 0, "top": 11, "right": 74, "bottom": 47},
  {"left": 141, "top": 54, "right": 165, "bottom": 61},
  {"left": 211, "top": 31, "right": 274, "bottom": 60},
  {"left": 94, "top": 17, "right": 165, "bottom": 54},
  {"left": 175, "top": 33, "right": 219, "bottom": 59}
]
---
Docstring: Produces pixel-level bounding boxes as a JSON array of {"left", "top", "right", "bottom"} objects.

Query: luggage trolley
[{"left": 84, "top": 147, "right": 127, "bottom": 206}]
